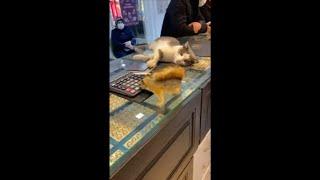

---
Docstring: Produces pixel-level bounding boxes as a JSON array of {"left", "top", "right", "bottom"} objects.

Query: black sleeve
[
  {"left": 197, "top": 8, "right": 208, "bottom": 33},
  {"left": 199, "top": 8, "right": 206, "bottom": 22},
  {"left": 199, "top": 5, "right": 211, "bottom": 22},
  {"left": 167, "top": 1, "right": 197, "bottom": 36},
  {"left": 199, "top": 20, "right": 208, "bottom": 33},
  {"left": 111, "top": 30, "right": 125, "bottom": 49},
  {"left": 128, "top": 28, "right": 135, "bottom": 39},
  {"left": 126, "top": 28, "right": 136, "bottom": 44}
]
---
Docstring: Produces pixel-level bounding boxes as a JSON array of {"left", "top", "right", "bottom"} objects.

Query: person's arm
[
  {"left": 167, "top": 1, "right": 196, "bottom": 36},
  {"left": 198, "top": 20, "right": 208, "bottom": 33},
  {"left": 127, "top": 28, "right": 135, "bottom": 39},
  {"left": 111, "top": 30, "right": 125, "bottom": 49},
  {"left": 126, "top": 28, "right": 137, "bottom": 45},
  {"left": 199, "top": 4, "right": 211, "bottom": 22},
  {"left": 199, "top": 8, "right": 206, "bottom": 22},
  {"left": 196, "top": 8, "right": 208, "bottom": 33}
]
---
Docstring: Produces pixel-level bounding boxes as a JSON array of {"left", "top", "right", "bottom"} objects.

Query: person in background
[
  {"left": 111, "top": 18, "right": 138, "bottom": 58},
  {"left": 161, "top": 0, "right": 210, "bottom": 38},
  {"left": 200, "top": 0, "right": 212, "bottom": 23},
  {"left": 199, "top": 0, "right": 212, "bottom": 39}
]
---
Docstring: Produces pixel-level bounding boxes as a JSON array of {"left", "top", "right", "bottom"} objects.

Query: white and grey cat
[{"left": 132, "top": 36, "right": 199, "bottom": 68}]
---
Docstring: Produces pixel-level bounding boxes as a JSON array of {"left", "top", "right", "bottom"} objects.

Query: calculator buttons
[{"left": 110, "top": 73, "right": 144, "bottom": 97}]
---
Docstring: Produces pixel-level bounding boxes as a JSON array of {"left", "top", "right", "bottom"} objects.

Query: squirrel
[{"left": 140, "top": 66, "right": 185, "bottom": 113}]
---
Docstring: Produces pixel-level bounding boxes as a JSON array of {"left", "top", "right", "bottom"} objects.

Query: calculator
[{"left": 110, "top": 72, "right": 144, "bottom": 97}]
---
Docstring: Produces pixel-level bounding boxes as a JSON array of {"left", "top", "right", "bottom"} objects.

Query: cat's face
[{"left": 175, "top": 42, "right": 198, "bottom": 66}]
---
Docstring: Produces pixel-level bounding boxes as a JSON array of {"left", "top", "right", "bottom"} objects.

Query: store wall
[
  {"left": 109, "top": 10, "right": 116, "bottom": 58},
  {"left": 109, "top": 7, "right": 117, "bottom": 38}
]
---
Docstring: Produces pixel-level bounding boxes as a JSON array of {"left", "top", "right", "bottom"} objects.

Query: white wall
[{"left": 142, "top": 0, "right": 170, "bottom": 42}]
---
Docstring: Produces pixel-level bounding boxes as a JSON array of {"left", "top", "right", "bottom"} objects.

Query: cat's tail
[{"left": 132, "top": 54, "right": 152, "bottom": 61}]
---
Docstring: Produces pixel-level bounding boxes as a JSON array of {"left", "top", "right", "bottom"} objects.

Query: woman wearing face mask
[
  {"left": 161, "top": 0, "right": 210, "bottom": 38},
  {"left": 111, "top": 18, "right": 138, "bottom": 58}
]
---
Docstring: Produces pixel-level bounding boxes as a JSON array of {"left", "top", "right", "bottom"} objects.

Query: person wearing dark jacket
[
  {"left": 161, "top": 0, "right": 209, "bottom": 38},
  {"left": 200, "top": 0, "right": 212, "bottom": 23},
  {"left": 111, "top": 18, "right": 137, "bottom": 58}
]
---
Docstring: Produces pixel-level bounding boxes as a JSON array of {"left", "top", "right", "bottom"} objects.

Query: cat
[
  {"left": 132, "top": 36, "right": 198, "bottom": 68},
  {"left": 140, "top": 65, "right": 185, "bottom": 113}
]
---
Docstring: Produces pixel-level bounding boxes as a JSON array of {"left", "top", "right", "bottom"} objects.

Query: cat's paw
[
  {"left": 157, "top": 106, "right": 166, "bottom": 114},
  {"left": 175, "top": 60, "right": 186, "bottom": 66},
  {"left": 147, "top": 61, "right": 157, "bottom": 68},
  {"left": 193, "top": 59, "right": 200, "bottom": 63},
  {"left": 173, "top": 90, "right": 181, "bottom": 96}
]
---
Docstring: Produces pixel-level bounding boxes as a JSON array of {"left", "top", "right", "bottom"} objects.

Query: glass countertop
[{"left": 109, "top": 35, "right": 211, "bottom": 176}]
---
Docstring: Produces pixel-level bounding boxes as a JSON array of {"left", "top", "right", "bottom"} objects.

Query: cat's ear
[
  {"left": 184, "top": 41, "right": 190, "bottom": 49},
  {"left": 186, "top": 42, "right": 198, "bottom": 62}
]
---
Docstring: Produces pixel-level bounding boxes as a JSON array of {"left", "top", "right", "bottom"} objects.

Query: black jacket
[
  {"left": 200, "top": 1, "right": 212, "bottom": 22},
  {"left": 161, "top": 0, "right": 207, "bottom": 37}
]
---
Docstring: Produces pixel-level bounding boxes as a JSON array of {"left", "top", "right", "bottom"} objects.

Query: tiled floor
[{"left": 193, "top": 130, "right": 211, "bottom": 180}]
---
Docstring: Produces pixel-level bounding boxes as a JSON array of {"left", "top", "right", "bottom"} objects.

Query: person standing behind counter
[
  {"left": 200, "top": 0, "right": 212, "bottom": 23},
  {"left": 161, "top": 0, "right": 210, "bottom": 38},
  {"left": 111, "top": 18, "right": 138, "bottom": 58}
]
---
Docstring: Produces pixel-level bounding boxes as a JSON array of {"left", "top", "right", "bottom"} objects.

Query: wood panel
[
  {"left": 142, "top": 119, "right": 192, "bottom": 180},
  {"left": 200, "top": 80, "right": 212, "bottom": 142},
  {"left": 177, "top": 158, "right": 193, "bottom": 180}
]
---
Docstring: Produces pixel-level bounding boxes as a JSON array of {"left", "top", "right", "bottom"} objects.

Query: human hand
[
  {"left": 124, "top": 43, "right": 134, "bottom": 50},
  {"left": 124, "top": 41, "right": 132, "bottom": 47},
  {"left": 128, "top": 44, "right": 134, "bottom": 50},
  {"left": 188, "top": 22, "right": 202, "bottom": 33},
  {"left": 124, "top": 42, "right": 134, "bottom": 50}
]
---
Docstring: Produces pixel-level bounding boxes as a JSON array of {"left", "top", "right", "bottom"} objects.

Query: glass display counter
[{"left": 109, "top": 35, "right": 211, "bottom": 177}]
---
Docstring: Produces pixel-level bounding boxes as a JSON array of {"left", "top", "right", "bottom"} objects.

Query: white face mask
[
  {"left": 199, "top": 0, "right": 207, "bottom": 7},
  {"left": 117, "top": 23, "right": 124, "bottom": 30}
]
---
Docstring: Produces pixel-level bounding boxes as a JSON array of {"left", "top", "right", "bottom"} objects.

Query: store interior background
[
  {"left": 109, "top": 0, "right": 211, "bottom": 179},
  {"left": 109, "top": 0, "right": 171, "bottom": 43}
]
